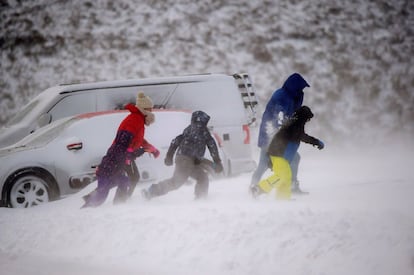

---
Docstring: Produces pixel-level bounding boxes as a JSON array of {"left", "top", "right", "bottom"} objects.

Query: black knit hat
[{"left": 294, "top": 106, "right": 314, "bottom": 121}]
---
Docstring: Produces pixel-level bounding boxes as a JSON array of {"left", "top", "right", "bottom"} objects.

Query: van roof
[{"left": 53, "top": 73, "right": 234, "bottom": 94}]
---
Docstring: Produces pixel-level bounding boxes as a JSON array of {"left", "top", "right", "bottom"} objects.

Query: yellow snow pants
[{"left": 258, "top": 156, "right": 292, "bottom": 200}]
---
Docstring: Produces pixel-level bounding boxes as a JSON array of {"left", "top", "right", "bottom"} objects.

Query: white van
[{"left": 0, "top": 73, "right": 259, "bottom": 175}]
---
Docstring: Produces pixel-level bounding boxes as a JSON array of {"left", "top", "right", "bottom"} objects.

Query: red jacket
[
  {"left": 97, "top": 104, "right": 154, "bottom": 178},
  {"left": 118, "top": 104, "right": 146, "bottom": 150}
]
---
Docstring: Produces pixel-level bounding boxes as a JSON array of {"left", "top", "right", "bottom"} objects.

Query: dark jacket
[
  {"left": 267, "top": 106, "right": 320, "bottom": 162},
  {"left": 166, "top": 111, "right": 221, "bottom": 164},
  {"left": 258, "top": 73, "right": 310, "bottom": 148}
]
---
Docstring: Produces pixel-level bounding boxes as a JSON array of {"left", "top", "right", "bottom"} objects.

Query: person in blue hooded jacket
[
  {"left": 250, "top": 73, "right": 310, "bottom": 195},
  {"left": 251, "top": 106, "right": 324, "bottom": 199}
]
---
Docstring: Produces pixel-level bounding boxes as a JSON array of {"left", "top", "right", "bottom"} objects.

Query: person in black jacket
[
  {"left": 250, "top": 73, "right": 310, "bottom": 195},
  {"left": 251, "top": 106, "right": 324, "bottom": 200},
  {"left": 141, "top": 110, "right": 223, "bottom": 200}
]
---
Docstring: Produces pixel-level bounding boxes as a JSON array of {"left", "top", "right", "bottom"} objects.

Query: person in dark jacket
[
  {"left": 81, "top": 92, "right": 159, "bottom": 208},
  {"left": 250, "top": 73, "right": 310, "bottom": 195},
  {"left": 141, "top": 110, "right": 223, "bottom": 200},
  {"left": 251, "top": 106, "right": 324, "bottom": 199}
]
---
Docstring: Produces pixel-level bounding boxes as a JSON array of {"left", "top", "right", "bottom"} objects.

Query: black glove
[
  {"left": 133, "top": 147, "right": 146, "bottom": 158},
  {"left": 316, "top": 140, "right": 324, "bottom": 150},
  {"left": 126, "top": 147, "right": 145, "bottom": 162},
  {"left": 213, "top": 161, "right": 224, "bottom": 174},
  {"left": 164, "top": 157, "right": 173, "bottom": 166}
]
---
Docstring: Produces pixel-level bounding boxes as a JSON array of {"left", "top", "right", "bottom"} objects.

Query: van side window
[
  {"left": 96, "top": 88, "right": 137, "bottom": 110},
  {"left": 96, "top": 85, "right": 177, "bottom": 111},
  {"left": 168, "top": 82, "right": 246, "bottom": 125},
  {"left": 48, "top": 93, "right": 96, "bottom": 122}
]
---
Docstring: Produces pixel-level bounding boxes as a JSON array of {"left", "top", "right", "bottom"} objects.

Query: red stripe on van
[
  {"left": 243, "top": 124, "right": 250, "bottom": 144},
  {"left": 213, "top": 133, "right": 223, "bottom": 147},
  {"left": 76, "top": 108, "right": 192, "bottom": 119}
]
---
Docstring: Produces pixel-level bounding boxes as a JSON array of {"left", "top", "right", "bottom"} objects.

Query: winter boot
[
  {"left": 127, "top": 181, "right": 138, "bottom": 199},
  {"left": 113, "top": 188, "right": 128, "bottom": 205},
  {"left": 141, "top": 189, "right": 152, "bottom": 200},
  {"left": 249, "top": 184, "right": 265, "bottom": 199},
  {"left": 194, "top": 193, "right": 208, "bottom": 200},
  {"left": 81, "top": 189, "right": 102, "bottom": 208},
  {"left": 80, "top": 194, "right": 91, "bottom": 209},
  {"left": 82, "top": 193, "right": 90, "bottom": 203},
  {"left": 291, "top": 180, "right": 309, "bottom": 195}
]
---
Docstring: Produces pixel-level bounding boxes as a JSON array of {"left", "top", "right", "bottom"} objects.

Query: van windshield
[
  {"left": 13, "top": 117, "right": 73, "bottom": 148},
  {"left": 6, "top": 99, "right": 40, "bottom": 127}
]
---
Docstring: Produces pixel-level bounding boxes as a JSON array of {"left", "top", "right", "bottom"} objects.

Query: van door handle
[{"left": 67, "top": 142, "right": 83, "bottom": 151}]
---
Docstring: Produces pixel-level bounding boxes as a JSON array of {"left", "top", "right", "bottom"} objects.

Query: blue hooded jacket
[{"left": 257, "top": 73, "right": 310, "bottom": 148}]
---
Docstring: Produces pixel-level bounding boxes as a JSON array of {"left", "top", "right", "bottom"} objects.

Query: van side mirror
[{"left": 37, "top": 113, "right": 52, "bottom": 127}]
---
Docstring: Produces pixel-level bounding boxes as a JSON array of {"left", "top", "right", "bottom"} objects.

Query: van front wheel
[{"left": 5, "top": 169, "right": 57, "bottom": 208}]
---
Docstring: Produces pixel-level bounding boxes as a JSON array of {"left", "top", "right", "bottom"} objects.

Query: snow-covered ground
[
  {"left": 1, "top": 144, "right": 413, "bottom": 275},
  {"left": 1, "top": 1, "right": 413, "bottom": 274}
]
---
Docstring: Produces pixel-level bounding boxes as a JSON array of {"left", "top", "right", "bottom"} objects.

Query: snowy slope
[
  {"left": 1, "top": 0, "right": 414, "bottom": 144},
  {"left": 1, "top": 145, "right": 413, "bottom": 275}
]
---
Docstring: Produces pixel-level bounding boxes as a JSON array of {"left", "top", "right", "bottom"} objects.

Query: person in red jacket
[{"left": 82, "top": 92, "right": 159, "bottom": 208}]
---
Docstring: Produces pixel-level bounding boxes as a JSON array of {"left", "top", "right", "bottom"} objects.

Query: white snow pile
[{"left": 1, "top": 145, "right": 413, "bottom": 275}]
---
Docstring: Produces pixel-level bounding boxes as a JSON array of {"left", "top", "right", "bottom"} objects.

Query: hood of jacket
[
  {"left": 124, "top": 103, "right": 140, "bottom": 114},
  {"left": 124, "top": 103, "right": 154, "bottom": 125},
  {"left": 191, "top": 110, "right": 210, "bottom": 127},
  {"left": 282, "top": 73, "right": 310, "bottom": 98},
  {"left": 293, "top": 105, "right": 314, "bottom": 123}
]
